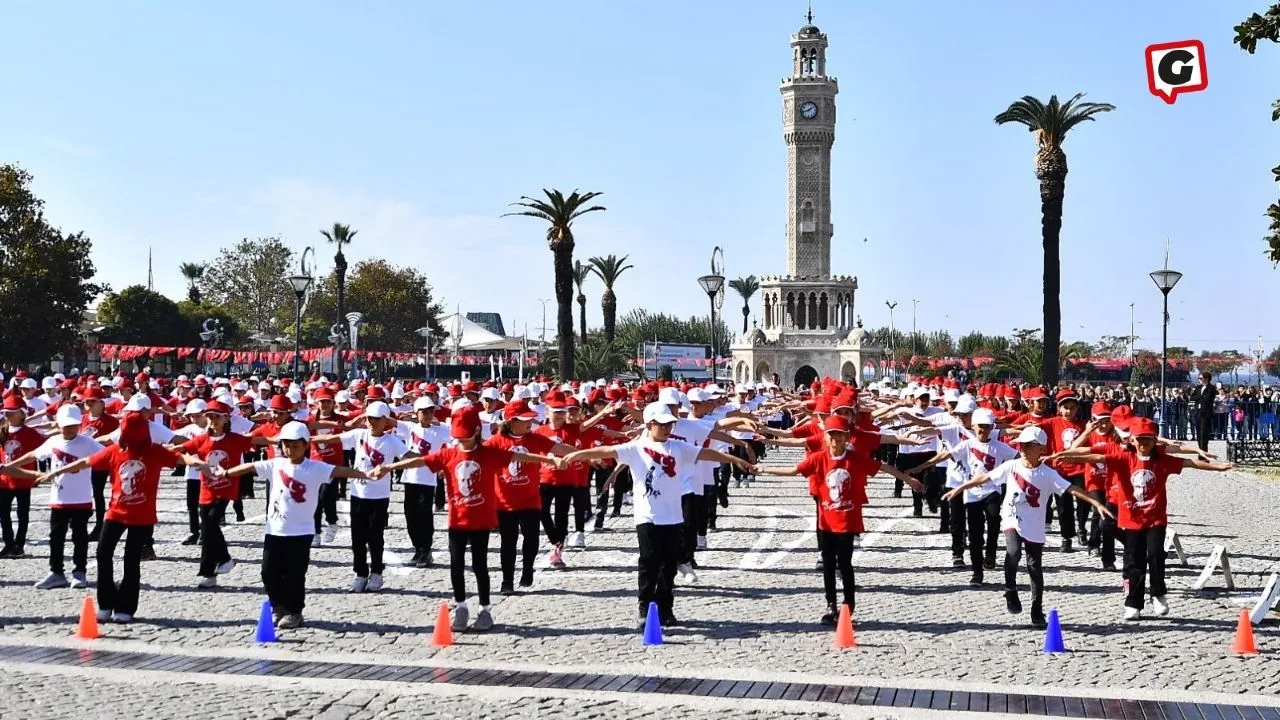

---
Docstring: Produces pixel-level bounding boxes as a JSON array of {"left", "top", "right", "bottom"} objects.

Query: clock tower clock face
[{"left": 800, "top": 101, "right": 818, "bottom": 119}]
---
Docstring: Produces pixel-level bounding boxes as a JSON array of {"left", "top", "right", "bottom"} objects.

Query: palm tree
[
  {"left": 728, "top": 275, "right": 760, "bottom": 334},
  {"left": 995, "top": 93, "right": 1114, "bottom": 387},
  {"left": 587, "top": 254, "right": 632, "bottom": 345},
  {"left": 179, "top": 262, "right": 205, "bottom": 304},
  {"left": 320, "top": 222, "right": 358, "bottom": 378},
  {"left": 572, "top": 260, "right": 591, "bottom": 343},
  {"left": 503, "top": 189, "right": 606, "bottom": 380}
]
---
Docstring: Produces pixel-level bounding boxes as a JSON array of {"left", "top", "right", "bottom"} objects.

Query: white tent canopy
[{"left": 440, "top": 313, "right": 522, "bottom": 351}]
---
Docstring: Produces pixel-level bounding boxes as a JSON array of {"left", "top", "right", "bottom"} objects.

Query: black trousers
[
  {"left": 90, "top": 470, "right": 109, "bottom": 532},
  {"left": 696, "top": 484, "right": 712, "bottom": 538},
  {"left": 97, "top": 521, "right": 153, "bottom": 616},
  {"left": 402, "top": 484, "right": 436, "bottom": 553},
  {"left": 922, "top": 466, "right": 945, "bottom": 518},
  {"left": 1086, "top": 489, "right": 1119, "bottom": 564},
  {"left": 434, "top": 479, "right": 446, "bottom": 509},
  {"left": 313, "top": 479, "right": 339, "bottom": 532},
  {"left": 610, "top": 468, "right": 633, "bottom": 514},
  {"left": 185, "top": 479, "right": 201, "bottom": 536},
  {"left": 636, "top": 522, "right": 682, "bottom": 617},
  {"left": 571, "top": 486, "right": 591, "bottom": 533},
  {"left": 261, "top": 533, "right": 312, "bottom": 615},
  {"left": 705, "top": 483, "right": 722, "bottom": 529},
  {"left": 448, "top": 528, "right": 491, "bottom": 605},
  {"left": 948, "top": 492, "right": 967, "bottom": 557},
  {"left": 714, "top": 463, "right": 730, "bottom": 506},
  {"left": 730, "top": 445, "right": 751, "bottom": 481},
  {"left": 1003, "top": 530, "right": 1044, "bottom": 614},
  {"left": 1052, "top": 475, "right": 1088, "bottom": 539},
  {"left": 0, "top": 488, "right": 31, "bottom": 550},
  {"left": 1121, "top": 526, "right": 1167, "bottom": 609},
  {"left": 1196, "top": 414, "right": 1213, "bottom": 452},
  {"left": 540, "top": 484, "right": 573, "bottom": 546},
  {"left": 348, "top": 496, "right": 389, "bottom": 577},
  {"left": 591, "top": 465, "right": 613, "bottom": 522},
  {"left": 49, "top": 507, "right": 91, "bottom": 574},
  {"left": 198, "top": 500, "right": 232, "bottom": 577},
  {"left": 966, "top": 493, "right": 1001, "bottom": 580},
  {"left": 680, "top": 492, "right": 705, "bottom": 564},
  {"left": 894, "top": 452, "right": 928, "bottom": 506},
  {"left": 498, "top": 508, "right": 540, "bottom": 586},
  {"left": 819, "top": 530, "right": 857, "bottom": 609}
]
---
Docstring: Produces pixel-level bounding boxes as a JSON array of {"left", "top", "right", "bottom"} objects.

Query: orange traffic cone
[
  {"left": 77, "top": 596, "right": 100, "bottom": 640},
  {"left": 1232, "top": 608, "right": 1258, "bottom": 656},
  {"left": 430, "top": 602, "right": 453, "bottom": 647},
  {"left": 833, "top": 604, "right": 855, "bottom": 649}
]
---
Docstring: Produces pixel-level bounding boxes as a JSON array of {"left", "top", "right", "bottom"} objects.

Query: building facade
[{"left": 730, "top": 17, "right": 881, "bottom": 389}]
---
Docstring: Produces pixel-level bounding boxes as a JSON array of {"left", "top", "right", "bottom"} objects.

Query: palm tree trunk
[
  {"left": 335, "top": 249, "right": 347, "bottom": 378},
  {"left": 742, "top": 304, "right": 750, "bottom": 334},
  {"left": 578, "top": 294, "right": 587, "bottom": 345},
  {"left": 602, "top": 291, "right": 617, "bottom": 345},
  {"left": 1040, "top": 175, "right": 1064, "bottom": 387},
  {"left": 554, "top": 248, "right": 575, "bottom": 379}
]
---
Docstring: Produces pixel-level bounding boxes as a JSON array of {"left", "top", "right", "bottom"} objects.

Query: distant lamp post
[
  {"left": 287, "top": 274, "right": 312, "bottom": 376},
  {"left": 416, "top": 326, "right": 432, "bottom": 381},
  {"left": 1149, "top": 265, "right": 1182, "bottom": 436},
  {"left": 328, "top": 323, "right": 346, "bottom": 377},
  {"left": 697, "top": 270, "right": 725, "bottom": 384},
  {"left": 198, "top": 318, "right": 223, "bottom": 375},
  {"left": 346, "top": 312, "right": 364, "bottom": 379}
]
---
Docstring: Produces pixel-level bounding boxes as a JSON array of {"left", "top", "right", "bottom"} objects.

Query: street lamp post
[
  {"left": 328, "top": 323, "right": 346, "bottom": 377},
  {"left": 287, "top": 274, "right": 312, "bottom": 377},
  {"left": 198, "top": 318, "right": 223, "bottom": 376},
  {"left": 416, "top": 327, "right": 432, "bottom": 381},
  {"left": 346, "top": 312, "right": 364, "bottom": 380},
  {"left": 1149, "top": 266, "right": 1183, "bottom": 436},
  {"left": 885, "top": 300, "right": 897, "bottom": 381},
  {"left": 697, "top": 271, "right": 725, "bottom": 384},
  {"left": 911, "top": 299, "right": 919, "bottom": 357}
]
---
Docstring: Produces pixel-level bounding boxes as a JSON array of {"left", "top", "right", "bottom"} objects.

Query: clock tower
[
  {"left": 730, "top": 14, "right": 881, "bottom": 389},
  {"left": 781, "top": 18, "right": 837, "bottom": 279}
]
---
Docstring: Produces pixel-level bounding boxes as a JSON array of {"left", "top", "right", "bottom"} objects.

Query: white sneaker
[
  {"left": 350, "top": 576, "right": 368, "bottom": 593},
  {"left": 815, "top": 558, "right": 825, "bottom": 570},
  {"left": 34, "top": 572, "right": 69, "bottom": 590},
  {"left": 197, "top": 576, "right": 217, "bottom": 589},
  {"left": 451, "top": 603, "right": 469, "bottom": 631},
  {"left": 1150, "top": 595, "right": 1169, "bottom": 617},
  {"left": 95, "top": 609, "right": 112, "bottom": 623},
  {"left": 622, "top": 492, "right": 633, "bottom": 507},
  {"left": 215, "top": 558, "right": 236, "bottom": 575},
  {"left": 366, "top": 574, "right": 384, "bottom": 592},
  {"left": 311, "top": 534, "right": 322, "bottom": 548},
  {"left": 111, "top": 612, "right": 134, "bottom": 624},
  {"left": 568, "top": 531, "right": 586, "bottom": 549},
  {"left": 322, "top": 524, "right": 338, "bottom": 543},
  {"left": 696, "top": 535, "right": 707, "bottom": 551},
  {"left": 1123, "top": 607, "right": 1141, "bottom": 621},
  {"left": 70, "top": 571, "right": 88, "bottom": 589},
  {"left": 677, "top": 563, "right": 698, "bottom": 583}
]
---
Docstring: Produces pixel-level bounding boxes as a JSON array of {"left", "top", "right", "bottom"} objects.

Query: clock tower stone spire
[{"left": 781, "top": 19, "right": 837, "bottom": 279}]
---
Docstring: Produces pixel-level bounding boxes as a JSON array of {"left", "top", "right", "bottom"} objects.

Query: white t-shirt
[
  {"left": 340, "top": 428, "right": 407, "bottom": 499},
  {"left": 173, "top": 424, "right": 207, "bottom": 480},
  {"left": 34, "top": 434, "right": 104, "bottom": 507},
  {"left": 230, "top": 414, "right": 255, "bottom": 435},
  {"left": 989, "top": 459, "right": 1071, "bottom": 544},
  {"left": 670, "top": 417, "right": 714, "bottom": 495},
  {"left": 907, "top": 406, "right": 946, "bottom": 454},
  {"left": 947, "top": 437, "right": 1018, "bottom": 502},
  {"left": 253, "top": 457, "right": 335, "bottom": 536},
  {"left": 613, "top": 437, "right": 700, "bottom": 526},
  {"left": 396, "top": 421, "right": 450, "bottom": 486},
  {"left": 100, "top": 419, "right": 177, "bottom": 446}
]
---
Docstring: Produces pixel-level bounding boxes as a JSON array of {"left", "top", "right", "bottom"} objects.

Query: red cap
[
  {"left": 1130, "top": 417, "right": 1159, "bottom": 437},
  {"left": 268, "top": 395, "right": 293, "bottom": 411},
  {"left": 204, "top": 400, "right": 232, "bottom": 415},
  {"left": 463, "top": 381, "right": 480, "bottom": 394},
  {"left": 1111, "top": 405, "right": 1134, "bottom": 430},
  {"left": 313, "top": 388, "right": 335, "bottom": 401},
  {"left": 503, "top": 399, "right": 538, "bottom": 421},
  {"left": 586, "top": 388, "right": 605, "bottom": 405},
  {"left": 1055, "top": 388, "right": 1078, "bottom": 403},
  {"left": 2, "top": 396, "right": 27, "bottom": 412},
  {"left": 823, "top": 415, "right": 852, "bottom": 433},
  {"left": 450, "top": 407, "right": 482, "bottom": 439},
  {"left": 501, "top": 383, "right": 514, "bottom": 393},
  {"left": 367, "top": 386, "right": 387, "bottom": 399},
  {"left": 82, "top": 387, "right": 107, "bottom": 401},
  {"left": 1090, "top": 401, "right": 1111, "bottom": 418}
]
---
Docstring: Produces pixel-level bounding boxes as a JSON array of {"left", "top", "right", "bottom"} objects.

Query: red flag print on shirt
[
  {"left": 1010, "top": 469, "right": 1041, "bottom": 507},
  {"left": 642, "top": 447, "right": 677, "bottom": 477},
  {"left": 411, "top": 432, "right": 432, "bottom": 455},
  {"left": 280, "top": 468, "right": 307, "bottom": 504},
  {"left": 361, "top": 440, "right": 385, "bottom": 468}
]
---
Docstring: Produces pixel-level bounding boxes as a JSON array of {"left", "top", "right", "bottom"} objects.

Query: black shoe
[
  {"left": 500, "top": 583, "right": 515, "bottom": 596},
  {"left": 1102, "top": 561, "right": 1117, "bottom": 571},
  {"left": 235, "top": 511, "right": 246, "bottom": 523},
  {"left": 609, "top": 510, "right": 622, "bottom": 519},
  {"left": 1005, "top": 590, "right": 1023, "bottom": 614},
  {"left": 1030, "top": 610, "right": 1047, "bottom": 629},
  {"left": 892, "top": 492, "right": 903, "bottom": 499},
  {"left": 141, "top": 547, "right": 157, "bottom": 562},
  {"left": 0, "top": 546, "right": 14, "bottom": 559},
  {"left": 410, "top": 549, "right": 423, "bottom": 563},
  {"left": 1062, "top": 538, "right": 1074, "bottom": 554},
  {"left": 969, "top": 574, "right": 984, "bottom": 586},
  {"left": 88, "top": 527, "right": 101, "bottom": 542},
  {"left": 912, "top": 510, "right": 923, "bottom": 518},
  {"left": 518, "top": 571, "right": 534, "bottom": 588},
  {"left": 984, "top": 558, "right": 996, "bottom": 570},
  {"left": 689, "top": 558, "right": 699, "bottom": 570},
  {"left": 952, "top": 556, "right": 965, "bottom": 568},
  {"left": 820, "top": 605, "right": 839, "bottom": 626},
  {"left": 182, "top": 533, "right": 199, "bottom": 546},
  {"left": 659, "top": 611, "right": 679, "bottom": 627},
  {"left": 718, "top": 495, "right": 728, "bottom": 509},
  {"left": 4, "top": 547, "right": 24, "bottom": 558},
  {"left": 583, "top": 510, "right": 594, "bottom": 524}
]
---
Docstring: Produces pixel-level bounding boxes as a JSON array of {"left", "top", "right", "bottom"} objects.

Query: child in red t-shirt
[{"left": 757, "top": 415, "right": 923, "bottom": 625}]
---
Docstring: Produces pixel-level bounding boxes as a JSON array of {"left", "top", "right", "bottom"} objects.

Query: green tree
[
  {"left": 503, "top": 189, "right": 606, "bottom": 380},
  {"left": 587, "top": 254, "right": 632, "bottom": 345},
  {"left": 0, "top": 164, "right": 105, "bottom": 366},
  {"left": 1195, "top": 350, "right": 1246, "bottom": 379},
  {"left": 613, "top": 309, "right": 730, "bottom": 354},
  {"left": 991, "top": 328, "right": 1046, "bottom": 385},
  {"left": 1263, "top": 345, "right": 1280, "bottom": 376},
  {"left": 320, "top": 222, "right": 357, "bottom": 376},
  {"left": 1234, "top": 5, "right": 1280, "bottom": 263},
  {"left": 179, "top": 262, "right": 205, "bottom": 304},
  {"left": 297, "top": 259, "right": 444, "bottom": 352},
  {"left": 957, "top": 331, "right": 1009, "bottom": 357},
  {"left": 96, "top": 285, "right": 187, "bottom": 345},
  {"left": 728, "top": 275, "right": 760, "bottom": 334},
  {"left": 198, "top": 236, "right": 296, "bottom": 340},
  {"left": 572, "top": 259, "right": 591, "bottom": 344},
  {"left": 995, "top": 93, "right": 1115, "bottom": 386}
]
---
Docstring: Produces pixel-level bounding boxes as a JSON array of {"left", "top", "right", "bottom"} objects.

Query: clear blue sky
[{"left": 4, "top": 0, "right": 1276, "bottom": 357}]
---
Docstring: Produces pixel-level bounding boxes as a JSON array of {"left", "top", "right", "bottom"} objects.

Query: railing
[
  {"left": 1226, "top": 439, "right": 1280, "bottom": 467},
  {"left": 1122, "top": 399, "right": 1280, "bottom": 442}
]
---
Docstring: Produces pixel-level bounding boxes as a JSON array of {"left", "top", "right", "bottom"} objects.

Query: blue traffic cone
[
  {"left": 642, "top": 602, "right": 663, "bottom": 646},
  {"left": 254, "top": 600, "right": 277, "bottom": 644},
  {"left": 1043, "top": 609, "right": 1065, "bottom": 654}
]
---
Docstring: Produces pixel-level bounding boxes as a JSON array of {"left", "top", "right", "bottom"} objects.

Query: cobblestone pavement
[{"left": 1, "top": 441, "right": 1277, "bottom": 717}]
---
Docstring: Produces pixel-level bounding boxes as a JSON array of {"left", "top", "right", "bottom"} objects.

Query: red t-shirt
[
  {"left": 1, "top": 426, "right": 47, "bottom": 490},
  {"left": 423, "top": 444, "right": 513, "bottom": 530},
  {"left": 573, "top": 425, "right": 606, "bottom": 487},
  {"left": 1083, "top": 433, "right": 1118, "bottom": 493},
  {"left": 535, "top": 423, "right": 579, "bottom": 487},
  {"left": 309, "top": 412, "right": 348, "bottom": 465},
  {"left": 791, "top": 420, "right": 821, "bottom": 440},
  {"left": 484, "top": 431, "right": 555, "bottom": 510},
  {"left": 802, "top": 430, "right": 882, "bottom": 459},
  {"left": 181, "top": 432, "right": 254, "bottom": 504},
  {"left": 796, "top": 450, "right": 877, "bottom": 534},
  {"left": 82, "top": 413, "right": 120, "bottom": 439},
  {"left": 1037, "top": 416, "right": 1085, "bottom": 478},
  {"left": 250, "top": 421, "right": 281, "bottom": 459},
  {"left": 1101, "top": 446, "right": 1184, "bottom": 531},
  {"left": 88, "top": 444, "right": 180, "bottom": 526}
]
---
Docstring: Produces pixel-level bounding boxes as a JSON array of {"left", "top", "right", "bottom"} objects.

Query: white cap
[
  {"left": 954, "top": 395, "right": 977, "bottom": 414},
  {"left": 234, "top": 381, "right": 249, "bottom": 392},
  {"left": 286, "top": 387, "right": 303, "bottom": 403},
  {"left": 212, "top": 387, "right": 232, "bottom": 401},
  {"left": 41, "top": 377, "right": 57, "bottom": 389},
  {"left": 184, "top": 399, "right": 208, "bottom": 415},
  {"left": 278, "top": 421, "right": 310, "bottom": 441},
  {"left": 943, "top": 389, "right": 959, "bottom": 403},
  {"left": 53, "top": 372, "right": 66, "bottom": 381},
  {"left": 55, "top": 404, "right": 83, "bottom": 427},
  {"left": 1015, "top": 426, "right": 1048, "bottom": 445},
  {"left": 20, "top": 378, "right": 37, "bottom": 389},
  {"left": 642, "top": 402, "right": 678, "bottom": 425},
  {"left": 913, "top": 387, "right": 931, "bottom": 398},
  {"left": 391, "top": 382, "right": 406, "bottom": 400},
  {"left": 515, "top": 386, "right": 535, "bottom": 401},
  {"left": 705, "top": 384, "right": 725, "bottom": 397},
  {"left": 364, "top": 401, "right": 392, "bottom": 419},
  {"left": 687, "top": 388, "right": 713, "bottom": 403},
  {"left": 123, "top": 394, "right": 151, "bottom": 412},
  {"left": 735, "top": 385, "right": 749, "bottom": 395},
  {"left": 972, "top": 408, "right": 997, "bottom": 426},
  {"left": 450, "top": 398, "right": 473, "bottom": 411},
  {"left": 335, "top": 390, "right": 350, "bottom": 403},
  {"left": 658, "top": 387, "right": 682, "bottom": 406},
  {"left": 413, "top": 396, "right": 435, "bottom": 411},
  {"left": 148, "top": 380, "right": 161, "bottom": 391},
  {"left": 480, "top": 387, "right": 500, "bottom": 401}
]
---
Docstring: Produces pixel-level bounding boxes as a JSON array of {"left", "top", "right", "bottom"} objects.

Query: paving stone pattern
[{"left": 1, "top": 443, "right": 1277, "bottom": 700}]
